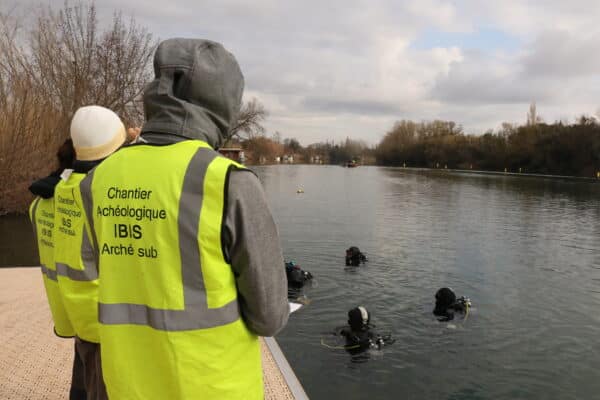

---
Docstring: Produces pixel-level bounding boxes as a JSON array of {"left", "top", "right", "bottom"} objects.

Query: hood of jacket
[{"left": 141, "top": 38, "right": 244, "bottom": 149}]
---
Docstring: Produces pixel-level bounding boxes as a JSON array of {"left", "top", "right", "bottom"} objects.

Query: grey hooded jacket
[{"left": 140, "top": 38, "right": 288, "bottom": 336}]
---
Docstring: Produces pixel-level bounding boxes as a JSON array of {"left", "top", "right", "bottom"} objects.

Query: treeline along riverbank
[
  {"left": 241, "top": 117, "right": 600, "bottom": 179},
  {"left": 374, "top": 118, "right": 600, "bottom": 177}
]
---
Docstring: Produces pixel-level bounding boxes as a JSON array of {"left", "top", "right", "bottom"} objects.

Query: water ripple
[{"left": 257, "top": 165, "right": 600, "bottom": 400}]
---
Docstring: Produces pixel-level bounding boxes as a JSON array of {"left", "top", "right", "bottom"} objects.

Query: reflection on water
[{"left": 255, "top": 165, "right": 600, "bottom": 400}]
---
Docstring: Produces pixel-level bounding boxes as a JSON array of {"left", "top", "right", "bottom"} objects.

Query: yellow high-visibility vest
[
  {"left": 81, "top": 140, "right": 262, "bottom": 400},
  {"left": 54, "top": 172, "right": 99, "bottom": 343},
  {"left": 29, "top": 196, "right": 75, "bottom": 337}
]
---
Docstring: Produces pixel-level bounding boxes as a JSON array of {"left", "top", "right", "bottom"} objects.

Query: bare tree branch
[
  {"left": 0, "top": 1, "right": 156, "bottom": 214},
  {"left": 227, "top": 97, "right": 268, "bottom": 142}
]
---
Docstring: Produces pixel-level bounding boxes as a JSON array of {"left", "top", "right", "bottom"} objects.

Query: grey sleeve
[{"left": 223, "top": 169, "right": 289, "bottom": 336}]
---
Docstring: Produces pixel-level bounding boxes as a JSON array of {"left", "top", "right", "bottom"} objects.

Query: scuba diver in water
[
  {"left": 285, "top": 261, "right": 313, "bottom": 288},
  {"left": 345, "top": 246, "right": 367, "bottom": 266},
  {"left": 433, "top": 287, "right": 471, "bottom": 322},
  {"left": 328, "top": 306, "right": 393, "bottom": 355}
]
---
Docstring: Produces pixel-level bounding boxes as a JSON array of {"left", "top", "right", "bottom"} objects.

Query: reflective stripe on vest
[
  {"left": 29, "top": 196, "right": 76, "bottom": 337},
  {"left": 40, "top": 264, "right": 58, "bottom": 281},
  {"left": 54, "top": 173, "right": 98, "bottom": 281},
  {"left": 30, "top": 198, "right": 51, "bottom": 281},
  {"left": 54, "top": 172, "right": 100, "bottom": 342},
  {"left": 54, "top": 228, "right": 97, "bottom": 281},
  {"left": 30, "top": 197, "right": 58, "bottom": 282},
  {"left": 80, "top": 140, "right": 262, "bottom": 400},
  {"left": 80, "top": 141, "right": 243, "bottom": 331}
]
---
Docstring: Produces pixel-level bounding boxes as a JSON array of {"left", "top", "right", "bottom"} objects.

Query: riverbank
[
  {"left": 248, "top": 163, "right": 599, "bottom": 182},
  {"left": 391, "top": 166, "right": 600, "bottom": 182}
]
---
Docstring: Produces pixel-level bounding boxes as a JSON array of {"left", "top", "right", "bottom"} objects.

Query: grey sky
[{"left": 8, "top": 0, "right": 600, "bottom": 144}]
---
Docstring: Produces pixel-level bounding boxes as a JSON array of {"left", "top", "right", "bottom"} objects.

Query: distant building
[{"left": 218, "top": 147, "right": 245, "bottom": 164}]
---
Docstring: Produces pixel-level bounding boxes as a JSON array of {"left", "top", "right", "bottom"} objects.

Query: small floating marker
[
  {"left": 504, "top": 167, "right": 507, "bottom": 173},
  {"left": 519, "top": 167, "right": 522, "bottom": 173},
  {"left": 403, "top": 162, "right": 406, "bottom": 168}
]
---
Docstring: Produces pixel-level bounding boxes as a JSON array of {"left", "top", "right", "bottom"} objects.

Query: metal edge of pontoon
[{"left": 264, "top": 337, "right": 309, "bottom": 400}]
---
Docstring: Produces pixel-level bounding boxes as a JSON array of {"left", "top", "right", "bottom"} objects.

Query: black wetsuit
[
  {"left": 345, "top": 247, "right": 367, "bottom": 266},
  {"left": 285, "top": 262, "right": 312, "bottom": 287},
  {"left": 340, "top": 327, "right": 376, "bottom": 354},
  {"left": 433, "top": 301, "right": 467, "bottom": 322}
]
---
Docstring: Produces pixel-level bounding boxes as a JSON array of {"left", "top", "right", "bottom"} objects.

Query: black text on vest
[{"left": 114, "top": 223, "right": 142, "bottom": 239}]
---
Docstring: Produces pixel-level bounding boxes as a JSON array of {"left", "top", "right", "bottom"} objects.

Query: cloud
[
  {"left": 522, "top": 30, "right": 600, "bottom": 78},
  {"left": 459, "top": 1, "right": 600, "bottom": 36},
  {"left": 430, "top": 50, "right": 554, "bottom": 104},
  {"left": 5, "top": 0, "right": 600, "bottom": 144},
  {"left": 431, "top": 25, "right": 600, "bottom": 108},
  {"left": 403, "top": 0, "right": 471, "bottom": 33},
  {"left": 301, "top": 97, "right": 401, "bottom": 116}
]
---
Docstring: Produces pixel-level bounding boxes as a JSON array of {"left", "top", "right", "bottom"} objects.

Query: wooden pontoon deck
[{"left": 0, "top": 267, "right": 306, "bottom": 399}]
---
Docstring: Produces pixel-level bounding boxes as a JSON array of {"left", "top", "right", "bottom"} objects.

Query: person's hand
[{"left": 127, "top": 127, "right": 141, "bottom": 142}]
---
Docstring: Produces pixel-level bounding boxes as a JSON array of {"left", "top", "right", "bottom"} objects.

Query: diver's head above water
[
  {"left": 434, "top": 287, "right": 456, "bottom": 314},
  {"left": 348, "top": 306, "right": 370, "bottom": 331},
  {"left": 285, "top": 261, "right": 313, "bottom": 288},
  {"left": 333, "top": 306, "right": 393, "bottom": 354},
  {"left": 433, "top": 287, "right": 471, "bottom": 321},
  {"left": 345, "top": 246, "right": 367, "bottom": 266}
]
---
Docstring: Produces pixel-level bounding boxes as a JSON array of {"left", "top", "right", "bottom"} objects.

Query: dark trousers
[
  {"left": 74, "top": 337, "right": 108, "bottom": 400},
  {"left": 70, "top": 342, "right": 86, "bottom": 400}
]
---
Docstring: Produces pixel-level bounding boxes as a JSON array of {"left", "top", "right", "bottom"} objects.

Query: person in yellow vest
[
  {"left": 29, "top": 139, "right": 87, "bottom": 399},
  {"left": 79, "top": 38, "right": 289, "bottom": 399},
  {"left": 54, "top": 105, "right": 127, "bottom": 399}
]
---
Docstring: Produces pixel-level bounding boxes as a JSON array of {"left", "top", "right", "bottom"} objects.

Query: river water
[{"left": 255, "top": 165, "right": 600, "bottom": 400}]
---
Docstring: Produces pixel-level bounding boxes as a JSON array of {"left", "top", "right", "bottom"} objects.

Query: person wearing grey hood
[{"left": 79, "top": 39, "right": 289, "bottom": 399}]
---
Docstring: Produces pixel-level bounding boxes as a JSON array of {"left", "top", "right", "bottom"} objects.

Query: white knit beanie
[{"left": 70, "top": 105, "right": 126, "bottom": 161}]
